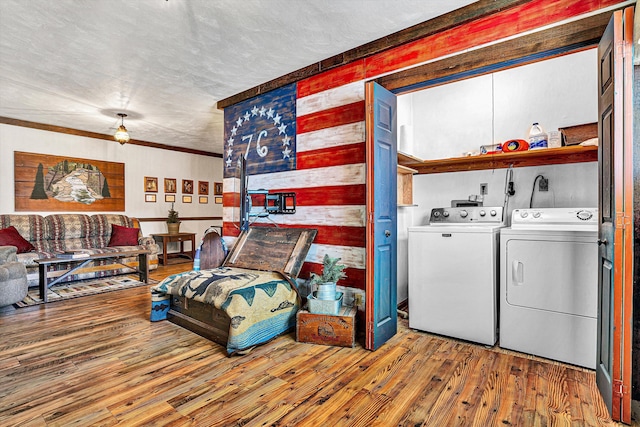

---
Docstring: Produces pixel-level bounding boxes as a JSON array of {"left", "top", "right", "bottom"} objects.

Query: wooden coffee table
[{"left": 35, "top": 250, "right": 150, "bottom": 303}]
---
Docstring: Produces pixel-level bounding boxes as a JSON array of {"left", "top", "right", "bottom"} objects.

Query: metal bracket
[
  {"left": 266, "top": 192, "right": 296, "bottom": 214},
  {"left": 247, "top": 190, "right": 296, "bottom": 217}
]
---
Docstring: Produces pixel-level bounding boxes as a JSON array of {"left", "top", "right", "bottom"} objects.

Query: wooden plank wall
[{"left": 221, "top": 0, "right": 627, "bottom": 296}]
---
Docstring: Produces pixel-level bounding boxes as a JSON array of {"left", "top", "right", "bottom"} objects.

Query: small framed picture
[
  {"left": 164, "top": 178, "right": 177, "bottom": 193},
  {"left": 145, "top": 194, "right": 156, "bottom": 202},
  {"left": 182, "top": 195, "right": 192, "bottom": 203},
  {"left": 199, "top": 181, "right": 209, "bottom": 195},
  {"left": 214, "top": 196, "right": 223, "bottom": 204},
  {"left": 144, "top": 177, "right": 158, "bottom": 193},
  {"left": 199, "top": 196, "right": 208, "bottom": 204},
  {"left": 165, "top": 194, "right": 175, "bottom": 203},
  {"left": 214, "top": 182, "right": 223, "bottom": 195},
  {"left": 182, "top": 179, "right": 194, "bottom": 194}
]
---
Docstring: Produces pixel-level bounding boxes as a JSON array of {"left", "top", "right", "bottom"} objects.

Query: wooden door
[
  {"left": 596, "top": 7, "right": 634, "bottom": 424},
  {"left": 365, "top": 81, "right": 398, "bottom": 350}
]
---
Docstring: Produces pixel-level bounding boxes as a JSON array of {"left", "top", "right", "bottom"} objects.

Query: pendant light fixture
[{"left": 114, "top": 113, "right": 130, "bottom": 144}]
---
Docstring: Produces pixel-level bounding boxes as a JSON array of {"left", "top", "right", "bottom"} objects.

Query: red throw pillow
[
  {"left": 0, "top": 226, "right": 35, "bottom": 253},
  {"left": 107, "top": 224, "right": 140, "bottom": 247}
]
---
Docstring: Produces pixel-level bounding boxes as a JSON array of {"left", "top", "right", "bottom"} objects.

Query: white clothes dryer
[{"left": 499, "top": 207, "right": 598, "bottom": 369}]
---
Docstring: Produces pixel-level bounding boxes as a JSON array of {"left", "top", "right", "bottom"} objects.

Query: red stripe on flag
[
  {"left": 223, "top": 222, "right": 241, "bottom": 237},
  {"left": 300, "top": 263, "right": 365, "bottom": 290},
  {"left": 258, "top": 223, "right": 365, "bottom": 247},
  {"left": 309, "top": 225, "right": 365, "bottom": 247},
  {"left": 269, "top": 184, "right": 365, "bottom": 206},
  {"left": 297, "top": 60, "right": 365, "bottom": 98},
  {"left": 364, "top": 0, "right": 618, "bottom": 77},
  {"left": 297, "top": 143, "right": 365, "bottom": 170},
  {"left": 297, "top": 101, "right": 365, "bottom": 134},
  {"left": 223, "top": 192, "right": 241, "bottom": 207}
]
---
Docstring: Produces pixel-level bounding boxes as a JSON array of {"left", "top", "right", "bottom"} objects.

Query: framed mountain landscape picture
[{"left": 14, "top": 151, "right": 125, "bottom": 211}]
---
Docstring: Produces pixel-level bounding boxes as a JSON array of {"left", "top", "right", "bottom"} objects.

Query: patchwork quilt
[{"left": 150, "top": 266, "right": 299, "bottom": 355}]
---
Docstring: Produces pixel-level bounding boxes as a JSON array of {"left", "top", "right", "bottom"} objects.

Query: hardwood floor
[{"left": 0, "top": 264, "right": 622, "bottom": 426}]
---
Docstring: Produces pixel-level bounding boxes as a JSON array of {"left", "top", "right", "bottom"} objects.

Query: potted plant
[
  {"left": 309, "top": 254, "right": 347, "bottom": 300},
  {"left": 167, "top": 202, "right": 180, "bottom": 234}
]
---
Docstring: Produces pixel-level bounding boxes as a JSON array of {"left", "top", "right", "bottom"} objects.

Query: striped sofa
[{"left": 0, "top": 214, "right": 159, "bottom": 288}]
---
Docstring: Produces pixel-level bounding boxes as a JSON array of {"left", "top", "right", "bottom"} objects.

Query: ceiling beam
[{"left": 376, "top": 11, "right": 612, "bottom": 93}]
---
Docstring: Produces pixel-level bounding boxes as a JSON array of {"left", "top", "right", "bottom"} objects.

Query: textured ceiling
[{"left": 0, "top": 0, "right": 476, "bottom": 154}]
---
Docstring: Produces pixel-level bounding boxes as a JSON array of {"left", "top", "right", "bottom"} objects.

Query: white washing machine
[
  {"left": 408, "top": 206, "right": 504, "bottom": 346},
  {"left": 500, "top": 207, "right": 598, "bottom": 369}
]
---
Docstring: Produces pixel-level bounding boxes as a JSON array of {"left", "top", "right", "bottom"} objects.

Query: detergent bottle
[{"left": 528, "top": 123, "right": 548, "bottom": 150}]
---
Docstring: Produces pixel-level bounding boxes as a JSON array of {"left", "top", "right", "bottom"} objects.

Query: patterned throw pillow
[
  {"left": 107, "top": 224, "right": 139, "bottom": 247},
  {"left": 0, "top": 226, "right": 35, "bottom": 253}
]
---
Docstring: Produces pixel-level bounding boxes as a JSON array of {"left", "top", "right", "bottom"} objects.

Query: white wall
[
  {"left": 396, "top": 162, "right": 597, "bottom": 302},
  {"left": 396, "top": 49, "right": 599, "bottom": 303},
  {"left": 400, "top": 49, "right": 598, "bottom": 160},
  {"left": 0, "top": 124, "right": 223, "bottom": 252}
]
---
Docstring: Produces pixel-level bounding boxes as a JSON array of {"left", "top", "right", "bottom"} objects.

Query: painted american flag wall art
[{"left": 223, "top": 77, "right": 367, "bottom": 293}]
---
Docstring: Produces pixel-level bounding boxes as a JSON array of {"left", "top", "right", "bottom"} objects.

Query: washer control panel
[{"left": 429, "top": 206, "right": 504, "bottom": 224}]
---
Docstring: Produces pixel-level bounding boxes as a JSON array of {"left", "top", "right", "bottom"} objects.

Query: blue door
[{"left": 365, "top": 81, "right": 397, "bottom": 350}]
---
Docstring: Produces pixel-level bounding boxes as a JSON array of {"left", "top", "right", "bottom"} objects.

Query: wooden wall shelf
[{"left": 398, "top": 145, "right": 598, "bottom": 175}]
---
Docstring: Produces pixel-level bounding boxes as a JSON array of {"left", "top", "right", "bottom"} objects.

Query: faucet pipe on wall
[{"left": 502, "top": 165, "right": 515, "bottom": 221}]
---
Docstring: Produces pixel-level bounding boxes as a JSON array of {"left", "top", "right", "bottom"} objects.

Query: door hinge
[
  {"left": 615, "top": 213, "right": 631, "bottom": 229},
  {"left": 368, "top": 212, "right": 375, "bottom": 224},
  {"left": 613, "top": 379, "right": 628, "bottom": 398}
]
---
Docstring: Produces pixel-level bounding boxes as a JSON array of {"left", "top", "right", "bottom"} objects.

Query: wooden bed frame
[{"left": 166, "top": 227, "right": 317, "bottom": 349}]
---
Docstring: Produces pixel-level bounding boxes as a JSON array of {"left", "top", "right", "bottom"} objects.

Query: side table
[{"left": 151, "top": 232, "right": 196, "bottom": 266}]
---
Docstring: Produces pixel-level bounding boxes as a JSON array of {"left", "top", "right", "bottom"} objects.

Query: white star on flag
[
  {"left": 259, "top": 106, "right": 266, "bottom": 117},
  {"left": 243, "top": 112, "right": 251, "bottom": 122},
  {"left": 282, "top": 135, "right": 291, "bottom": 146},
  {"left": 266, "top": 108, "right": 274, "bottom": 119},
  {"left": 278, "top": 123, "right": 287, "bottom": 135},
  {"left": 227, "top": 147, "right": 233, "bottom": 157},
  {"left": 236, "top": 118, "right": 243, "bottom": 127},
  {"left": 227, "top": 137, "right": 234, "bottom": 146},
  {"left": 282, "top": 147, "right": 292, "bottom": 159},
  {"left": 226, "top": 157, "right": 232, "bottom": 167},
  {"left": 231, "top": 126, "right": 237, "bottom": 136},
  {"left": 273, "top": 113, "right": 281, "bottom": 125},
  {"left": 251, "top": 106, "right": 259, "bottom": 116}
]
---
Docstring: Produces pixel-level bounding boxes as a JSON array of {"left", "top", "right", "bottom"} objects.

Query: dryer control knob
[
  {"left": 521, "top": 211, "right": 529, "bottom": 218},
  {"left": 533, "top": 212, "right": 541, "bottom": 218},
  {"left": 490, "top": 210, "right": 497, "bottom": 216},
  {"left": 459, "top": 210, "right": 468, "bottom": 218},
  {"left": 433, "top": 211, "right": 441, "bottom": 217},
  {"left": 443, "top": 211, "right": 450, "bottom": 217},
  {"left": 479, "top": 210, "right": 486, "bottom": 217},
  {"left": 577, "top": 210, "right": 593, "bottom": 221}
]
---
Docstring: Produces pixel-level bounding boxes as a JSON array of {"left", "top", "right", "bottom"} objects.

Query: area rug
[{"left": 15, "top": 276, "right": 158, "bottom": 307}]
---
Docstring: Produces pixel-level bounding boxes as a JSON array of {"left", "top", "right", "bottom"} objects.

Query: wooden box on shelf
[
  {"left": 397, "top": 165, "right": 417, "bottom": 206},
  {"left": 397, "top": 151, "right": 420, "bottom": 207}
]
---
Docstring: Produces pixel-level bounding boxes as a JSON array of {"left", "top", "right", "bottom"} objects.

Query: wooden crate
[{"left": 296, "top": 306, "right": 356, "bottom": 348}]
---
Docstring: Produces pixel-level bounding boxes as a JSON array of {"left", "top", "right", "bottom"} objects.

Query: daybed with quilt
[{"left": 150, "top": 227, "right": 316, "bottom": 355}]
